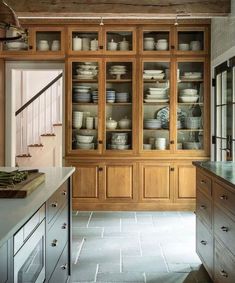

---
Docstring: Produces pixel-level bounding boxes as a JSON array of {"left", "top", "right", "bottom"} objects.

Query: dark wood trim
[{"left": 0, "top": 59, "right": 5, "bottom": 166}]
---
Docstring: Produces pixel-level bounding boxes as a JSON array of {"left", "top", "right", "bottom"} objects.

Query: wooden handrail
[{"left": 15, "top": 72, "right": 63, "bottom": 116}]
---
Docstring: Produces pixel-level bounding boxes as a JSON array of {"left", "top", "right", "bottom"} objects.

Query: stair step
[
  {"left": 28, "top": 144, "right": 43, "bottom": 147},
  {"left": 16, "top": 154, "right": 32, "bottom": 158},
  {"left": 41, "top": 133, "right": 56, "bottom": 137}
]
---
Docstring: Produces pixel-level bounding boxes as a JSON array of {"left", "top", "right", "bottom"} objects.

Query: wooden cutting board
[{"left": 0, "top": 172, "right": 45, "bottom": 198}]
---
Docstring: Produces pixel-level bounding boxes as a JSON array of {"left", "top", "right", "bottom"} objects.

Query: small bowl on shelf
[
  {"left": 178, "top": 95, "right": 199, "bottom": 103},
  {"left": 180, "top": 89, "right": 198, "bottom": 96},
  {"left": 76, "top": 142, "right": 95, "bottom": 149},
  {"left": 183, "top": 142, "right": 201, "bottom": 150},
  {"left": 76, "top": 135, "right": 94, "bottom": 143},
  {"left": 143, "top": 144, "right": 152, "bottom": 150}
]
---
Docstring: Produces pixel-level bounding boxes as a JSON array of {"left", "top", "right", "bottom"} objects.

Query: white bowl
[
  {"left": 180, "top": 89, "right": 198, "bottom": 95},
  {"left": 76, "top": 142, "right": 94, "bottom": 149},
  {"left": 143, "top": 144, "right": 152, "bottom": 150},
  {"left": 183, "top": 142, "right": 201, "bottom": 149},
  {"left": 6, "top": 41, "right": 27, "bottom": 50},
  {"left": 179, "top": 43, "right": 190, "bottom": 51},
  {"left": 155, "top": 42, "right": 168, "bottom": 51},
  {"left": 179, "top": 95, "right": 199, "bottom": 103},
  {"left": 76, "top": 135, "right": 94, "bottom": 143}
]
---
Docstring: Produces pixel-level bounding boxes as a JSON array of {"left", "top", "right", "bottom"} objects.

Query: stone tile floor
[{"left": 71, "top": 211, "right": 212, "bottom": 283}]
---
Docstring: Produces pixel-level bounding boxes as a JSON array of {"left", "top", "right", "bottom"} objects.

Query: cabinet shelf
[
  {"left": 106, "top": 129, "right": 132, "bottom": 132},
  {"left": 106, "top": 79, "right": 132, "bottom": 83},
  {"left": 143, "top": 79, "right": 168, "bottom": 83},
  {"left": 144, "top": 102, "right": 169, "bottom": 105},
  {"left": 178, "top": 103, "right": 204, "bottom": 106},
  {"left": 73, "top": 102, "right": 98, "bottom": 105},
  {"left": 72, "top": 79, "right": 98, "bottom": 83},
  {"left": 143, "top": 128, "right": 169, "bottom": 131},
  {"left": 178, "top": 79, "right": 204, "bottom": 83},
  {"left": 106, "top": 103, "right": 132, "bottom": 106},
  {"left": 178, "top": 129, "right": 204, "bottom": 131}
]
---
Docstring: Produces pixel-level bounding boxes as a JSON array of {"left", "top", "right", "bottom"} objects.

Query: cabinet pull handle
[
  {"left": 200, "top": 240, "right": 207, "bottom": 245},
  {"left": 221, "top": 226, "right": 229, "bottom": 232},
  {"left": 170, "top": 140, "right": 174, "bottom": 144},
  {"left": 220, "top": 195, "right": 228, "bottom": 200},
  {"left": 170, "top": 168, "right": 174, "bottom": 171},
  {"left": 200, "top": 180, "right": 206, "bottom": 184},
  {"left": 220, "top": 270, "right": 228, "bottom": 277},
  {"left": 51, "top": 239, "right": 58, "bottom": 247},
  {"left": 98, "top": 167, "right": 103, "bottom": 172},
  {"left": 62, "top": 223, "right": 67, "bottom": 229},
  {"left": 170, "top": 45, "right": 175, "bottom": 50},
  {"left": 51, "top": 202, "right": 58, "bottom": 208},
  {"left": 99, "top": 46, "right": 103, "bottom": 50},
  {"left": 98, "top": 140, "right": 103, "bottom": 144},
  {"left": 200, "top": 205, "right": 206, "bottom": 209},
  {"left": 61, "top": 264, "right": 67, "bottom": 270},
  {"left": 62, "top": 190, "right": 67, "bottom": 196}
]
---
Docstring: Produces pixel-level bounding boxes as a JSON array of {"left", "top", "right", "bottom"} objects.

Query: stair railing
[{"left": 15, "top": 73, "right": 63, "bottom": 156}]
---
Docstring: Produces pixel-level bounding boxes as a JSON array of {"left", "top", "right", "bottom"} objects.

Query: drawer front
[
  {"left": 196, "top": 189, "right": 212, "bottom": 227},
  {"left": 196, "top": 218, "right": 213, "bottom": 277},
  {"left": 196, "top": 170, "right": 212, "bottom": 198},
  {"left": 214, "top": 240, "right": 235, "bottom": 283},
  {"left": 214, "top": 182, "right": 235, "bottom": 217},
  {"left": 214, "top": 205, "right": 235, "bottom": 256},
  {"left": 49, "top": 244, "right": 68, "bottom": 283},
  {"left": 46, "top": 205, "right": 68, "bottom": 280},
  {"left": 47, "top": 181, "right": 68, "bottom": 224}
]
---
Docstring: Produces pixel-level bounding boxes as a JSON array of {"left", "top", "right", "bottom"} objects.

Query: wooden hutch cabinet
[{"left": 0, "top": 19, "right": 210, "bottom": 210}]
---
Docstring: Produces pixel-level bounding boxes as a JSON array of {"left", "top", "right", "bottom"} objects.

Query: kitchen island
[
  {"left": 194, "top": 161, "right": 235, "bottom": 283},
  {"left": 0, "top": 167, "right": 75, "bottom": 283}
]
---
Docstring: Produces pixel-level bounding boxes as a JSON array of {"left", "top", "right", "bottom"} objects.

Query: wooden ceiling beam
[{"left": 5, "top": 0, "right": 231, "bottom": 18}]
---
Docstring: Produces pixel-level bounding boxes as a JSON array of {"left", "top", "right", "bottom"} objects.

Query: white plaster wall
[{"left": 211, "top": 0, "right": 235, "bottom": 60}]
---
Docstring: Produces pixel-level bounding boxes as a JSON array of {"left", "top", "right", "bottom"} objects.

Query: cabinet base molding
[{"left": 72, "top": 201, "right": 195, "bottom": 211}]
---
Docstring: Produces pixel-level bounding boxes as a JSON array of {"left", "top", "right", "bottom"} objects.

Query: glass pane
[
  {"left": 72, "top": 32, "right": 98, "bottom": 51},
  {"left": 72, "top": 61, "right": 99, "bottom": 150},
  {"left": 106, "top": 31, "right": 132, "bottom": 51},
  {"left": 177, "top": 62, "right": 204, "bottom": 150},
  {"left": 143, "top": 31, "right": 169, "bottom": 51},
  {"left": 18, "top": 239, "right": 43, "bottom": 282},
  {"left": 143, "top": 61, "right": 170, "bottom": 150},
  {"left": 178, "top": 31, "right": 204, "bottom": 51},
  {"left": 105, "top": 62, "right": 133, "bottom": 151},
  {"left": 216, "top": 138, "right": 222, "bottom": 161},
  {"left": 36, "top": 31, "right": 61, "bottom": 51}
]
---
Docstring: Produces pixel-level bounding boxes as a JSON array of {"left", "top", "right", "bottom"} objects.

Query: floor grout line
[
  {"left": 74, "top": 237, "right": 85, "bottom": 264},
  {"left": 86, "top": 211, "right": 93, "bottom": 228},
  {"left": 120, "top": 218, "right": 122, "bottom": 232},
  {"left": 143, "top": 272, "right": 147, "bottom": 283},
  {"left": 135, "top": 212, "right": 138, "bottom": 223},
  {"left": 101, "top": 227, "right": 104, "bottom": 238},
  {"left": 94, "top": 264, "right": 99, "bottom": 282},
  {"left": 120, "top": 249, "right": 122, "bottom": 273},
  {"left": 138, "top": 232, "right": 143, "bottom": 256},
  {"left": 159, "top": 242, "right": 170, "bottom": 273}
]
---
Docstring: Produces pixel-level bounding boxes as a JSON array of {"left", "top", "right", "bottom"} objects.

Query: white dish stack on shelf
[
  {"left": 76, "top": 134, "right": 95, "bottom": 149},
  {"left": 179, "top": 88, "right": 199, "bottom": 103},
  {"left": 155, "top": 138, "right": 167, "bottom": 150},
  {"left": 109, "top": 133, "right": 130, "bottom": 150},
  {"left": 144, "top": 87, "right": 169, "bottom": 103},
  {"left": 181, "top": 72, "right": 202, "bottom": 80},
  {"left": 109, "top": 65, "right": 127, "bottom": 79},
  {"left": 72, "top": 111, "right": 83, "bottom": 129},
  {"left": 143, "top": 70, "right": 165, "bottom": 80},
  {"left": 185, "top": 117, "right": 202, "bottom": 129},
  {"left": 91, "top": 90, "right": 98, "bottom": 103},
  {"left": 116, "top": 92, "right": 130, "bottom": 103},
  {"left": 73, "top": 85, "right": 91, "bottom": 103},
  {"left": 144, "top": 119, "right": 161, "bottom": 129},
  {"left": 74, "top": 62, "right": 98, "bottom": 80}
]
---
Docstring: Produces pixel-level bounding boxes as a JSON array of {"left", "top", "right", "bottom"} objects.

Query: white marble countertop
[{"left": 0, "top": 167, "right": 75, "bottom": 248}]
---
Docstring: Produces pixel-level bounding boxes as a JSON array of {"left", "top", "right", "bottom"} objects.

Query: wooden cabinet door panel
[
  {"left": 73, "top": 165, "right": 99, "bottom": 199},
  {"left": 177, "top": 164, "right": 196, "bottom": 198},
  {"left": 142, "top": 164, "right": 170, "bottom": 199},
  {"left": 106, "top": 165, "right": 133, "bottom": 199}
]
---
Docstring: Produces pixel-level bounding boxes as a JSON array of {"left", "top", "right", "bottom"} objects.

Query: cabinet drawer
[
  {"left": 46, "top": 205, "right": 68, "bottom": 280},
  {"left": 196, "top": 218, "right": 213, "bottom": 277},
  {"left": 196, "top": 171, "right": 212, "bottom": 198},
  {"left": 49, "top": 244, "right": 68, "bottom": 283},
  {"left": 214, "top": 205, "right": 235, "bottom": 256},
  {"left": 214, "top": 182, "right": 235, "bottom": 217},
  {"left": 47, "top": 181, "right": 68, "bottom": 224},
  {"left": 196, "top": 189, "right": 212, "bottom": 227},
  {"left": 214, "top": 240, "right": 235, "bottom": 283}
]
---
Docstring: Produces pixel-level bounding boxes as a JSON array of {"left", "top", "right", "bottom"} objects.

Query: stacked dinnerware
[
  {"left": 92, "top": 90, "right": 98, "bottom": 103},
  {"left": 144, "top": 37, "right": 155, "bottom": 50},
  {"left": 73, "top": 91, "right": 91, "bottom": 103},
  {"left": 183, "top": 142, "right": 201, "bottom": 150},
  {"left": 155, "top": 138, "right": 166, "bottom": 150},
  {"left": 110, "top": 133, "right": 130, "bottom": 150},
  {"left": 179, "top": 88, "right": 199, "bottom": 103},
  {"left": 144, "top": 87, "right": 168, "bottom": 103},
  {"left": 90, "top": 39, "right": 98, "bottom": 51},
  {"left": 109, "top": 65, "right": 127, "bottom": 79},
  {"left": 185, "top": 117, "right": 201, "bottom": 129},
  {"left": 76, "top": 134, "right": 94, "bottom": 150},
  {"left": 144, "top": 119, "right": 161, "bottom": 129},
  {"left": 72, "top": 111, "right": 83, "bottom": 129},
  {"left": 181, "top": 72, "right": 202, "bottom": 80},
  {"left": 155, "top": 39, "right": 168, "bottom": 51},
  {"left": 143, "top": 70, "right": 165, "bottom": 80},
  {"left": 106, "top": 89, "right": 116, "bottom": 103},
  {"left": 116, "top": 92, "right": 130, "bottom": 103},
  {"left": 74, "top": 62, "right": 98, "bottom": 79}
]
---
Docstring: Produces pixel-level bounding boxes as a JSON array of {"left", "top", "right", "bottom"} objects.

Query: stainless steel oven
[{"left": 14, "top": 205, "right": 46, "bottom": 283}]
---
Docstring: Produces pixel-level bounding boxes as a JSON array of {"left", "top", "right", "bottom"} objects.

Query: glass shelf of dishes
[
  {"left": 105, "top": 62, "right": 133, "bottom": 151},
  {"left": 177, "top": 61, "right": 204, "bottom": 150},
  {"left": 105, "top": 31, "right": 133, "bottom": 52},
  {"left": 177, "top": 30, "right": 204, "bottom": 52},
  {"left": 142, "top": 61, "right": 171, "bottom": 151},
  {"left": 71, "top": 61, "right": 99, "bottom": 151}
]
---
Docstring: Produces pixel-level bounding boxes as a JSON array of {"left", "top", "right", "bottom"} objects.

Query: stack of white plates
[
  {"left": 155, "top": 138, "right": 167, "bottom": 150},
  {"left": 179, "top": 88, "right": 199, "bottom": 103},
  {"left": 181, "top": 72, "right": 202, "bottom": 80},
  {"left": 144, "top": 87, "right": 168, "bottom": 103},
  {"left": 76, "top": 134, "right": 94, "bottom": 150},
  {"left": 92, "top": 90, "right": 98, "bottom": 103},
  {"left": 72, "top": 111, "right": 83, "bottom": 129},
  {"left": 144, "top": 119, "right": 161, "bottom": 129},
  {"left": 116, "top": 92, "right": 130, "bottom": 103},
  {"left": 109, "top": 65, "right": 127, "bottom": 79},
  {"left": 185, "top": 117, "right": 201, "bottom": 129},
  {"left": 110, "top": 133, "right": 130, "bottom": 150},
  {"left": 73, "top": 85, "right": 91, "bottom": 103},
  {"left": 143, "top": 70, "right": 165, "bottom": 80},
  {"left": 74, "top": 62, "right": 98, "bottom": 79}
]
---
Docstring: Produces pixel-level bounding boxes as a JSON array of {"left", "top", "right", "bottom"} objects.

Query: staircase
[{"left": 15, "top": 73, "right": 63, "bottom": 167}]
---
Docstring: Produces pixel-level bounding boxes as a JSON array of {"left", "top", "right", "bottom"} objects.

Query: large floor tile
[
  {"left": 71, "top": 262, "right": 97, "bottom": 282},
  {"left": 96, "top": 272, "right": 145, "bottom": 283},
  {"left": 73, "top": 227, "right": 103, "bottom": 237},
  {"left": 145, "top": 272, "right": 197, "bottom": 283}
]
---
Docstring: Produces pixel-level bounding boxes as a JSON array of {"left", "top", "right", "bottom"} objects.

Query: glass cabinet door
[
  {"left": 177, "top": 61, "right": 204, "bottom": 151},
  {"left": 70, "top": 59, "right": 101, "bottom": 153},
  {"left": 35, "top": 28, "right": 64, "bottom": 53},
  {"left": 142, "top": 60, "right": 171, "bottom": 151},
  {"left": 105, "top": 60, "right": 134, "bottom": 152}
]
